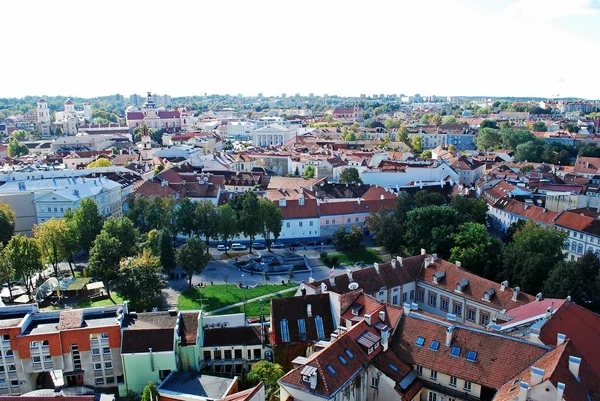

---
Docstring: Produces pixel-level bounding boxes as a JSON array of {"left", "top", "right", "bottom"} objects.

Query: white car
[
  {"left": 231, "top": 243, "right": 247, "bottom": 251},
  {"left": 217, "top": 245, "right": 229, "bottom": 252}
]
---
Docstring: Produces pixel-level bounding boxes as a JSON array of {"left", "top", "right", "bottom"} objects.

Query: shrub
[{"left": 320, "top": 251, "right": 328, "bottom": 260}]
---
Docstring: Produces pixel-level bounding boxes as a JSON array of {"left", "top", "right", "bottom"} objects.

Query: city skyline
[{"left": 4, "top": 0, "right": 600, "bottom": 99}]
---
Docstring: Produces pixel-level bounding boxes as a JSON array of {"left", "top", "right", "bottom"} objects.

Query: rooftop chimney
[
  {"left": 379, "top": 310, "right": 385, "bottom": 322},
  {"left": 411, "top": 303, "right": 418, "bottom": 311},
  {"left": 396, "top": 256, "right": 403, "bottom": 266},
  {"left": 545, "top": 306, "right": 552, "bottom": 319},
  {"left": 431, "top": 253, "right": 438, "bottom": 261},
  {"left": 346, "top": 269, "right": 353, "bottom": 281},
  {"left": 364, "top": 313, "right": 372, "bottom": 326},
  {"left": 445, "top": 325, "right": 454, "bottom": 347},
  {"left": 329, "top": 275, "right": 335, "bottom": 287},
  {"left": 455, "top": 261, "right": 462, "bottom": 267},
  {"left": 391, "top": 259, "right": 397, "bottom": 269},
  {"left": 568, "top": 356, "right": 581, "bottom": 379},
  {"left": 556, "top": 382, "right": 565, "bottom": 401},
  {"left": 421, "top": 248, "right": 426, "bottom": 255},
  {"left": 512, "top": 286, "right": 520, "bottom": 301},
  {"left": 536, "top": 292, "right": 543, "bottom": 301},
  {"left": 403, "top": 303, "right": 411, "bottom": 315},
  {"left": 374, "top": 263, "right": 380, "bottom": 274},
  {"left": 309, "top": 371, "right": 317, "bottom": 390},
  {"left": 381, "top": 327, "right": 390, "bottom": 352},
  {"left": 518, "top": 382, "right": 530, "bottom": 401},
  {"left": 500, "top": 280, "right": 508, "bottom": 291},
  {"left": 557, "top": 333, "right": 566, "bottom": 346},
  {"left": 320, "top": 283, "right": 327, "bottom": 294},
  {"left": 530, "top": 367, "right": 545, "bottom": 386}
]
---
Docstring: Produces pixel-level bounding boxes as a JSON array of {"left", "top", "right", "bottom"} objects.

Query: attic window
[
  {"left": 315, "top": 316, "right": 325, "bottom": 340},
  {"left": 344, "top": 349, "right": 355, "bottom": 359},
  {"left": 337, "top": 355, "right": 348, "bottom": 365},
  {"left": 388, "top": 363, "right": 399, "bottom": 372},
  {"left": 466, "top": 350, "right": 478, "bottom": 362},
  {"left": 350, "top": 304, "right": 364, "bottom": 316},
  {"left": 415, "top": 337, "right": 425, "bottom": 347},
  {"left": 298, "top": 319, "right": 307, "bottom": 341},
  {"left": 280, "top": 319, "right": 290, "bottom": 343},
  {"left": 429, "top": 341, "right": 440, "bottom": 351},
  {"left": 326, "top": 365, "right": 337, "bottom": 375},
  {"left": 450, "top": 346, "right": 461, "bottom": 357}
]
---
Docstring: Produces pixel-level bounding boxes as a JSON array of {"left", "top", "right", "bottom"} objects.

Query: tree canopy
[
  {"left": 0, "top": 201, "right": 15, "bottom": 245},
  {"left": 116, "top": 251, "right": 164, "bottom": 311},
  {"left": 177, "top": 237, "right": 210, "bottom": 289},
  {"left": 339, "top": 167, "right": 362, "bottom": 184},
  {"left": 404, "top": 206, "right": 459, "bottom": 257}
]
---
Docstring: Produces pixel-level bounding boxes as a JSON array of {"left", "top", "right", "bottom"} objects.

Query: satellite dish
[
  {"left": 203, "top": 176, "right": 209, "bottom": 182},
  {"left": 348, "top": 282, "right": 359, "bottom": 290}
]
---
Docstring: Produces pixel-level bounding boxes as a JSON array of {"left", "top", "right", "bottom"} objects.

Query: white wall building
[{"left": 252, "top": 124, "right": 296, "bottom": 147}]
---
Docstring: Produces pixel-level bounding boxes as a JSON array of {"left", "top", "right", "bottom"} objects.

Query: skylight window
[
  {"left": 429, "top": 340, "right": 440, "bottom": 351},
  {"left": 466, "top": 350, "right": 478, "bottom": 362},
  {"left": 280, "top": 319, "right": 290, "bottom": 343},
  {"left": 388, "top": 363, "right": 399, "bottom": 372},
  {"left": 344, "top": 349, "right": 355, "bottom": 359},
  {"left": 338, "top": 355, "right": 348, "bottom": 365},
  {"left": 298, "top": 319, "right": 307, "bottom": 342},
  {"left": 415, "top": 337, "right": 425, "bottom": 347},
  {"left": 450, "top": 346, "right": 461, "bottom": 357},
  {"left": 315, "top": 316, "right": 325, "bottom": 340},
  {"left": 326, "top": 365, "right": 336, "bottom": 375}
]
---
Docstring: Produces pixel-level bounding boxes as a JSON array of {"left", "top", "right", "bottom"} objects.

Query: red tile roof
[
  {"left": 574, "top": 157, "right": 600, "bottom": 175},
  {"left": 393, "top": 313, "right": 549, "bottom": 389},
  {"left": 553, "top": 211, "right": 595, "bottom": 231},
  {"left": 318, "top": 198, "right": 395, "bottom": 216},
  {"left": 275, "top": 198, "right": 319, "bottom": 220},
  {"left": 493, "top": 197, "right": 559, "bottom": 226},
  {"left": 217, "top": 383, "right": 264, "bottom": 401},
  {"left": 499, "top": 298, "right": 566, "bottom": 328},
  {"left": 420, "top": 258, "right": 535, "bottom": 310},
  {"left": 132, "top": 180, "right": 178, "bottom": 199},
  {"left": 127, "top": 111, "right": 145, "bottom": 120},
  {"left": 180, "top": 311, "right": 199, "bottom": 346},
  {"left": 267, "top": 176, "right": 325, "bottom": 190},
  {"left": 158, "top": 110, "right": 181, "bottom": 119},
  {"left": 539, "top": 301, "right": 600, "bottom": 378}
]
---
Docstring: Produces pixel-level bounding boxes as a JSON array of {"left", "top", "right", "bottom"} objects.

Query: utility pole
[{"left": 196, "top": 298, "right": 209, "bottom": 311}]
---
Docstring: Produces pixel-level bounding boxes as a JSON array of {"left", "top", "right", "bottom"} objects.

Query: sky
[{"left": 4, "top": 0, "right": 600, "bottom": 99}]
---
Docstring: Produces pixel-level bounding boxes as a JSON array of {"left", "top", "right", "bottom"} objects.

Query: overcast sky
[{"left": 4, "top": 0, "right": 600, "bottom": 99}]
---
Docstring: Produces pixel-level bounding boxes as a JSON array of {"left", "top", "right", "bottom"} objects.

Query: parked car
[
  {"left": 231, "top": 243, "right": 247, "bottom": 251},
  {"left": 217, "top": 245, "right": 229, "bottom": 252},
  {"left": 252, "top": 242, "right": 266, "bottom": 250},
  {"left": 271, "top": 242, "right": 285, "bottom": 249},
  {"left": 290, "top": 241, "right": 302, "bottom": 247}
]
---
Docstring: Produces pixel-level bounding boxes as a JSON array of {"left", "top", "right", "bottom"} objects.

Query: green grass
[
  {"left": 212, "top": 291, "right": 294, "bottom": 317},
  {"left": 178, "top": 283, "right": 297, "bottom": 311},
  {"left": 76, "top": 293, "right": 124, "bottom": 308},
  {"left": 323, "top": 248, "right": 382, "bottom": 266}
]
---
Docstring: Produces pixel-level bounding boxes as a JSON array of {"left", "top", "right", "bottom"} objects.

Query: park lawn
[
  {"left": 324, "top": 248, "right": 382, "bottom": 266},
  {"left": 76, "top": 293, "right": 125, "bottom": 308},
  {"left": 178, "top": 283, "right": 297, "bottom": 311},
  {"left": 212, "top": 291, "right": 294, "bottom": 317}
]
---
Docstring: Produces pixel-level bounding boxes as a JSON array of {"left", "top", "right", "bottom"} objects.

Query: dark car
[
  {"left": 290, "top": 241, "right": 302, "bottom": 247},
  {"left": 252, "top": 242, "right": 266, "bottom": 250}
]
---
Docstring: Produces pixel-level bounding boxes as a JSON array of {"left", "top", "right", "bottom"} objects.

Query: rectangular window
[
  {"left": 453, "top": 303, "right": 462, "bottom": 317},
  {"left": 234, "top": 349, "right": 242, "bottom": 359},
  {"left": 440, "top": 297, "right": 449, "bottom": 312},
  {"left": 254, "top": 349, "right": 261, "bottom": 359},
  {"left": 392, "top": 295, "right": 398, "bottom": 305},
  {"left": 103, "top": 347, "right": 110, "bottom": 354},
  {"left": 95, "top": 363, "right": 102, "bottom": 371},
  {"left": 450, "top": 376, "right": 457, "bottom": 387},
  {"left": 106, "top": 377, "right": 115, "bottom": 384},
  {"left": 298, "top": 319, "right": 307, "bottom": 341},
  {"left": 10, "top": 380, "right": 18, "bottom": 388},
  {"left": 95, "top": 378, "right": 104, "bottom": 386},
  {"left": 224, "top": 350, "right": 232, "bottom": 359},
  {"left": 315, "top": 315, "right": 325, "bottom": 340},
  {"left": 299, "top": 222, "right": 303, "bottom": 227},
  {"left": 480, "top": 313, "right": 490, "bottom": 326},
  {"left": 92, "top": 348, "right": 100, "bottom": 355},
  {"left": 310, "top": 221, "right": 313, "bottom": 226},
  {"left": 417, "top": 288, "right": 424, "bottom": 302},
  {"left": 428, "top": 292, "right": 437, "bottom": 307},
  {"left": 214, "top": 350, "right": 222, "bottom": 360},
  {"left": 430, "top": 370, "right": 437, "bottom": 381},
  {"left": 464, "top": 381, "right": 472, "bottom": 391},
  {"left": 203, "top": 351, "right": 212, "bottom": 360},
  {"left": 347, "top": 218, "right": 351, "bottom": 223},
  {"left": 402, "top": 292, "right": 407, "bottom": 303},
  {"left": 416, "top": 365, "right": 423, "bottom": 376},
  {"left": 286, "top": 222, "right": 290, "bottom": 228},
  {"left": 280, "top": 319, "right": 290, "bottom": 343},
  {"left": 105, "top": 362, "right": 113, "bottom": 369},
  {"left": 33, "top": 356, "right": 41, "bottom": 364},
  {"left": 326, "top": 220, "right": 329, "bottom": 225},
  {"left": 371, "top": 377, "right": 378, "bottom": 388},
  {"left": 410, "top": 290, "right": 415, "bottom": 300},
  {"left": 467, "top": 308, "right": 476, "bottom": 322},
  {"left": 428, "top": 391, "right": 438, "bottom": 401}
]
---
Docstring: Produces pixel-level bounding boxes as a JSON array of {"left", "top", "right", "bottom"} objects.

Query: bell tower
[{"left": 37, "top": 98, "right": 51, "bottom": 137}]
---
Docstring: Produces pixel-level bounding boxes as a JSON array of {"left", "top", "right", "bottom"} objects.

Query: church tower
[
  {"left": 141, "top": 123, "right": 152, "bottom": 150},
  {"left": 37, "top": 98, "right": 51, "bottom": 137},
  {"left": 64, "top": 98, "right": 75, "bottom": 115}
]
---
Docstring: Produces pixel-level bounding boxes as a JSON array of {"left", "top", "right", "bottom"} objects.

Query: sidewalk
[{"left": 206, "top": 286, "right": 298, "bottom": 315}]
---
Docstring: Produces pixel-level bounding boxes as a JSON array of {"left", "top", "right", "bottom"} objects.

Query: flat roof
[{"left": 158, "top": 372, "right": 235, "bottom": 400}]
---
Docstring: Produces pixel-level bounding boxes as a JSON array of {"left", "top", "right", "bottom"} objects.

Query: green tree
[
  {"left": 480, "top": 120, "right": 498, "bottom": 130},
  {"left": 233, "top": 192, "right": 262, "bottom": 253},
  {"left": 259, "top": 200, "right": 283, "bottom": 251},
  {"left": 116, "top": 251, "right": 164, "bottom": 311},
  {"left": 5, "top": 235, "right": 43, "bottom": 296},
  {"left": 247, "top": 361, "right": 285, "bottom": 400},
  {"left": 88, "top": 232, "right": 122, "bottom": 301},
  {"left": 11, "top": 130, "right": 28, "bottom": 141},
  {"left": 450, "top": 222, "right": 501, "bottom": 279},
  {"left": 520, "top": 165, "right": 534, "bottom": 174},
  {"left": 397, "top": 124, "right": 409, "bottom": 144},
  {"left": 532, "top": 122, "right": 547, "bottom": 132},
  {"left": 442, "top": 115, "right": 457, "bottom": 124},
  {"left": 404, "top": 206, "right": 459, "bottom": 257},
  {"left": 127, "top": 197, "right": 150, "bottom": 232},
  {"left": 431, "top": 115, "right": 442, "bottom": 126},
  {"left": 500, "top": 129, "right": 534, "bottom": 150},
  {"left": 449, "top": 196, "right": 488, "bottom": 224},
  {"left": 0, "top": 244, "right": 15, "bottom": 300},
  {"left": 339, "top": 167, "right": 362, "bottom": 184},
  {"left": 34, "top": 218, "right": 68, "bottom": 279},
  {"left": 502, "top": 221, "right": 566, "bottom": 294},
  {"left": 475, "top": 128, "right": 501, "bottom": 151},
  {"left": 217, "top": 204, "right": 239, "bottom": 251},
  {"left": 176, "top": 198, "right": 196, "bottom": 237},
  {"left": 514, "top": 141, "right": 544, "bottom": 162},
  {"left": 414, "top": 191, "right": 445, "bottom": 207},
  {"left": 141, "top": 229, "right": 160, "bottom": 255},
  {"left": 72, "top": 198, "right": 103, "bottom": 253},
  {"left": 384, "top": 118, "right": 399, "bottom": 129},
  {"left": 7, "top": 139, "right": 29, "bottom": 157},
  {"left": 421, "top": 150, "right": 432, "bottom": 159},
  {"left": 194, "top": 200, "right": 219, "bottom": 252},
  {"left": 366, "top": 209, "right": 403, "bottom": 253},
  {"left": 158, "top": 229, "right": 176, "bottom": 271},
  {"left": 140, "top": 382, "right": 159, "bottom": 401},
  {"left": 303, "top": 165, "right": 315, "bottom": 178},
  {"left": 544, "top": 252, "right": 600, "bottom": 311},
  {"left": 88, "top": 158, "right": 112, "bottom": 168},
  {"left": 503, "top": 219, "right": 526, "bottom": 243},
  {"left": 101, "top": 216, "right": 139, "bottom": 258},
  {"left": 332, "top": 225, "right": 363, "bottom": 251},
  {"left": 177, "top": 237, "right": 210, "bottom": 289},
  {"left": 411, "top": 136, "right": 422, "bottom": 153},
  {"left": 0, "top": 201, "right": 15, "bottom": 245}
]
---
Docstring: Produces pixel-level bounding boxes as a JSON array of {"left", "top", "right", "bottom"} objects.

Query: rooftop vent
[
  {"left": 500, "top": 280, "right": 509, "bottom": 291},
  {"left": 512, "top": 286, "right": 521, "bottom": 301}
]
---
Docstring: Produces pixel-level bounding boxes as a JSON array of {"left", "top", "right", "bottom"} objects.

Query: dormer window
[
  {"left": 456, "top": 279, "right": 469, "bottom": 292},
  {"left": 483, "top": 288, "right": 495, "bottom": 301},
  {"left": 301, "top": 365, "right": 317, "bottom": 383},
  {"left": 432, "top": 271, "right": 445, "bottom": 284},
  {"left": 350, "top": 304, "right": 364, "bottom": 316}
]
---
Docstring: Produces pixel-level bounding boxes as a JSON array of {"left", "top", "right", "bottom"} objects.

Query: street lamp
[
  {"left": 241, "top": 274, "right": 245, "bottom": 287},
  {"left": 321, "top": 242, "right": 324, "bottom": 253}
]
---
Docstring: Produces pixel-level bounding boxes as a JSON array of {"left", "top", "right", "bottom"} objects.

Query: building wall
[
  {"left": 362, "top": 165, "right": 458, "bottom": 188},
  {"left": 367, "top": 366, "right": 399, "bottom": 401},
  {"left": 281, "top": 218, "right": 320, "bottom": 240},
  {"left": 0, "top": 193, "right": 37, "bottom": 236},
  {"left": 417, "top": 366, "right": 482, "bottom": 400},
  {"left": 120, "top": 351, "right": 176, "bottom": 396},
  {"left": 320, "top": 213, "right": 369, "bottom": 238}
]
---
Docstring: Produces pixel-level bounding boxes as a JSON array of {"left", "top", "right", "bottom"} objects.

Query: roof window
[
  {"left": 450, "top": 346, "right": 461, "bottom": 357},
  {"left": 326, "top": 365, "right": 336, "bottom": 375},
  {"left": 429, "top": 341, "right": 440, "bottom": 351},
  {"left": 466, "top": 350, "right": 478, "bottom": 362},
  {"left": 415, "top": 337, "right": 425, "bottom": 347},
  {"left": 337, "top": 355, "right": 348, "bottom": 365}
]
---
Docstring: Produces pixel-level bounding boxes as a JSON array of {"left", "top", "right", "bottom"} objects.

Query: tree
[
  {"left": 0, "top": 244, "right": 15, "bottom": 301},
  {"left": 450, "top": 223, "right": 501, "bottom": 279},
  {"left": 500, "top": 129, "right": 534, "bottom": 150},
  {"left": 339, "top": 167, "right": 362, "bottom": 184},
  {"left": 366, "top": 209, "right": 403, "bottom": 253},
  {"left": 384, "top": 118, "right": 399, "bottom": 129},
  {"left": 88, "top": 158, "right": 112, "bottom": 168},
  {"left": 520, "top": 164, "right": 534, "bottom": 174},
  {"left": 411, "top": 136, "right": 422, "bottom": 153},
  {"left": 503, "top": 219, "right": 526, "bottom": 243},
  {"left": 414, "top": 191, "right": 445, "bottom": 207},
  {"left": 194, "top": 200, "right": 219, "bottom": 252},
  {"left": 7, "top": 139, "right": 29, "bottom": 158},
  {"left": 233, "top": 192, "right": 262, "bottom": 254},
  {"left": 247, "top": 361, "right": 285, "bottom": 400},
  {"left": 101, "top": 216, "right": 139, "bottom": 258},
  {"left": 259, "top": 200, "right": 283, "bottom": 251},
  {"left": 140, "top": 382, "right": 159, "bottom": 401},
  {"left": 502, "top": 221, "right": 566, "bottom": 294},
  {"left": 88, "top": 232, "right": 122, "bottom": 301},
  {"left": 175, "top": 198, "right": 196, "bottom": 237},
  {"left": 442, "top": 115, "right": 457, "bottom": 124},
  {"left": 158, "top": 229, "right": 176, "bottom": 271},
  {"left": 72, "top": 198, "right": 103, "bottom": 253},
  {"left": 177, "top": 237, "right": 210, "bottom": 289},
  {"left": 544, "top": 252, "right": 600, "bottom": 311},
  {"left": 432, "top": 115, "right": 443, "bottom": 126},
  {"left": 449, "top": 196, "right": 488, "bottom": 224},
  {"left": 303, "top": 165, "right": 315, "bottom": 178},
  {"left": 34, "top": 218, "right": 68, "bottom": 279},
  {"left": 397, "top": 124, "right": 409, "bottom": 144},
  {"left": 421, "top": 150, "right": 432, "bottom": 159},
  {"left": 514, "top": 141, "right": 544, "bottom": 162},
  {"left": 5, "top": 235, "right": 43, "bottom": 296},
  {"left": 0, "top": 201, "right": 15, "bottom": 245},
  {"left": 116, "top": 251, "right": 164, "bottom": 311},
  {"left": 475, "top": 128, "right": 501, "bottom": 151},
  {"left": 332, "top": 225, "right": 363, "bottom": 251},
  {"left": 217, "top": 204, "right": 239, "bottom": 251},
  {"left": 11, "top": 130, "right": 28, "bottom": 141},
  {"left": 480, "top": 120, "right": 498, "bottom": 130},
  {"left": 532, "top": 122, "right": 547, "bottom": 132},
  {"left": 404, "top": 206, "right": 459, "bottom": 257}
]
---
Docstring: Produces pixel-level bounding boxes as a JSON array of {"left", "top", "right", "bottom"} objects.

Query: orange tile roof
[
  {"left": 318, "top": 198, "right": 395, "bottom": 216},
  {"left": 493, "top": 197, "right": 559, "bottom": 226},
  {"left": 574, "top": 157, "right": 600, "bottom": 175},
  {"left": 553, "top": 211, "right": 595, "bottom": 231}
]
